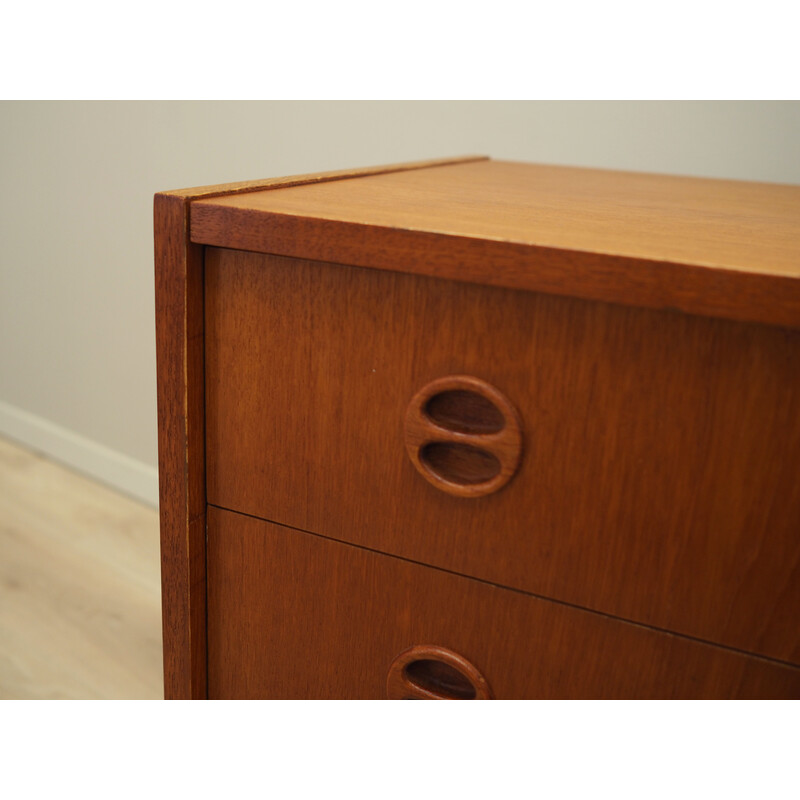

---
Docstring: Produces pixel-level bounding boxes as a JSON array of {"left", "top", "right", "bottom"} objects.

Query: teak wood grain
[
  {"left": 205, "top": 248, "right": 800, "bottom": 664},
  {"left": 154, "top": 157, "right": 482, "bottom": 698},
  {"left": 154, "top": 193, "right": 206, "bottom": 699},
  {"left": 190, "top": 160, "right": 800, "bottom": 329},
  {"left": 206, "top": 508, "right": 800, "bottom": 699},
  {"left": 160, "top": 156, "right": 800, "bottom": 699},
  {"left": 160, "top": 154, "right": 487, "bottom": 200}
]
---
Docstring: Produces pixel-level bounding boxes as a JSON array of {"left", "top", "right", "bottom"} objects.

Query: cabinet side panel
[{"left": 154, "top": 193, "right": 207, "bottom": 699}]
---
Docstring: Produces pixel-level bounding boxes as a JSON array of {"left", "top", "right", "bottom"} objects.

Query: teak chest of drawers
[{"left": 154, "top": 156, "right": 800, "bottom": 699}]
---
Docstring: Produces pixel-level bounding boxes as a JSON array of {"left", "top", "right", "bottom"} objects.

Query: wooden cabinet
[{"left": 155, "top": 156, "right": 800, "bottom": 699}]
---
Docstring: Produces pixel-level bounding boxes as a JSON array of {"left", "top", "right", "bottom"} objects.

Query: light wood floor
[{"left": 0, "top": 435, "right": 163, "bottom": 699}]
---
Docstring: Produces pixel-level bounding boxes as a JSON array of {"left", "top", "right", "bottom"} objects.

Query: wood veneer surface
[
  {"left": 191, "top": 159, "right": 800, "bottom": 328},
  {"left": 206, "top": 507, "right": 800, "bottom": 700},
  {"left": 154, "top": 193, "right": 207, "bottom": 699},
  {"left": 205, "top": 248, "right": 800, "bottom": 664},
  {"left": 161, "top": 154, "right": 487, "bottom": 199},
  {"left": 154, "top": 157, "right": 483, "bottom": 698}
]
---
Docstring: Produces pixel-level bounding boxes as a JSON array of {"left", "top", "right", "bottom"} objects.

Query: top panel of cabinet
[{"left": 186, "top": 158, "right": 800, "bottom": 328}]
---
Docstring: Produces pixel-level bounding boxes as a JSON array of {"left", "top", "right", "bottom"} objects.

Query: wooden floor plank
[{"left": 0, "top": 435, "right": 162, "bottom": 699}]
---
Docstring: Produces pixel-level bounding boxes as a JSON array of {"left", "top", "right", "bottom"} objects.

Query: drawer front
[
  {"left": 206, "top": 507, "right": 800, "bottom": 699},
  {"left": 205, "top": 247, "right": 800, "bottom": 663}
]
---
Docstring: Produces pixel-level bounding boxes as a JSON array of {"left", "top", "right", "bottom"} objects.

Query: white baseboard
[{"left": 0, "top": 400, "right": 159, "bottom": 508}]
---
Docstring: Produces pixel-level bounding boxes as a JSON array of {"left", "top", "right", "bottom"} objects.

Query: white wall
[{"left": 1, "top": 101, "right": 798, "bottom": 506}]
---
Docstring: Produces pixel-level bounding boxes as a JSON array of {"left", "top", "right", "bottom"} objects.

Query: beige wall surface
[{"left": 1, "top": 101, "right": 799, "bottom": 506}]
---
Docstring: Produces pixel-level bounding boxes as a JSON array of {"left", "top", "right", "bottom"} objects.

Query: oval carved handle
[
  {"left": 404, "top": 375, "right": 522, "bottom": 497},
  {"left": 386, "top": 645, "right": 492, "bottom": 700}
]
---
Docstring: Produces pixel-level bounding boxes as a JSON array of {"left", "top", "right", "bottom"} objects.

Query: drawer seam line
[{"left": 206, "top": 502, "right": 800, "bottom": 672}]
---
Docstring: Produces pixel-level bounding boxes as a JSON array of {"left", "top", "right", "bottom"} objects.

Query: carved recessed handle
[
  {"left": 404, "top": 375, "right": 522, "bottom": 497},
  {"left": 387, "top": 645, "right": 492, "bottom": 700}
]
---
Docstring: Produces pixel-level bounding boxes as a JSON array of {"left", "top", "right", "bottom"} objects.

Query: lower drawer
[{"left": 206, "top": 506, "right": 800, "bottom": 699}]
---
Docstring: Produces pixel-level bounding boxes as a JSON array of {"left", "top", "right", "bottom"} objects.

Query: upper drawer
[{"left": 204, "top": 247, "right": 800, "bottom": 664}]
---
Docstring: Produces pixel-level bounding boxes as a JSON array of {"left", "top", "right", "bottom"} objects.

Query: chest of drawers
[{"left": 154, "top": 156, "right": 800, "bottom": 699}]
